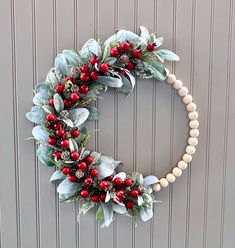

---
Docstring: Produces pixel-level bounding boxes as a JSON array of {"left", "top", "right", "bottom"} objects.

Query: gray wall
[{"left": 0, "top": 0, "right": 234, "bottom": 247}]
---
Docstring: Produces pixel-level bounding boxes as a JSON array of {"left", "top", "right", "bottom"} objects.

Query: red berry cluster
[
  {"left": 109, "top": 41, "right": 157, "bottom": 71},
  {"left": 60, "top": 152, "right": 140, "bottom": 209}
]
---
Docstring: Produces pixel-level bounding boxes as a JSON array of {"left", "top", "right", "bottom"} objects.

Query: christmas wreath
[{"left": 26, "top": 26, "right": 199, "bottom": 227}]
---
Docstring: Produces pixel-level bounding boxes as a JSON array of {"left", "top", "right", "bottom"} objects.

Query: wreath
[{"left": 26, "top": 26, "right": 199, "bottom": 227}]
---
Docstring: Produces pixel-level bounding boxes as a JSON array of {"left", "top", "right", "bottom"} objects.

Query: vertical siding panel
[
  {"left": 171, "top": 1, "right": 193, "bottom": 248},
  {"left": 188, "top": 0, "right": 211, "bottom": 247},
  {"left": 56, "top": 1, "right": 77, "bottom": 248},
  {"left": 116, "top": 1, "right": 135, "bottom": 247},
  {"left": 77, "top": 1, "right": 96, "bottom": 248},
  {"left": 223, "top": 2, "right": 235, "bottom": 246},
  {"left": 0, "top": 0, "right": 18, "bottom": 247},
  {"left": 97, "top": 1, "right": 115, "bottom": 248},
  {"left": 206, "top": 0, "right": 231, "bottom": 247},
  {"left": 153, "top": 1, "right": 173, "bottom": 247},
  {"left": 14, "top": 0, "right": 39, "bottom": 247},
  {"left": 135, "top": 1, "right": 154, "bottom": 248},
  {"left": 35, "top": 1, "right": 57, "bottom": 248}
]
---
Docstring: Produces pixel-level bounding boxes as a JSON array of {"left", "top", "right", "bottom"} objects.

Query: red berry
[
  {"left": 49, "top": 98, "right": 54, "bottom": 107},
  {"left": 78, "top": 162, "right": 87, "bottom": 170},
  {"left": 55, "top": 129, "right": 65, "bottom": 137},
  {"left": 71, "top": 129, "right": 80, "bottom": 138},
  {"left": 46, "top": 113, "right": 56, "bottom": 122},
  {"left": 80, "top": 85, "right": 89, "bottom": 93},
  {"left": 70, "top": 92, "right": 80, "bottom": 102},
  {"left": 84, "top": 177, "right": 93, "bottom": 187},
  {"left": 55, "top": 84, "right": 64, "bottom": 93},
  {"left": 48, "top": 137, "right": 56, "bottom": 145},
  {"left": 65, "top": 76, "right": 73, "bottom": 82},
  {"left": 100, "top": 63, "right": 109, "bottom": 73},
  {"left": 112, "top": 197, "right": 121, "bottom": 204},
  {"left": 99, "top": 181, "right": 107, "bottom": 190},
  {"left": 91, "top": 195, "right": 100, "bottom": 203},
  {"left": 80, "top": 73, "right": 90, "bottom": 82},
  {"left": 147, "top": 43, "right": 156, "bottom": 52},
  {"left": 90, "top": 168, "right": 98, "bottom": 177},
  {"left": 69, "top": 174, "right": 76, "bottom": 182},
  {"left": 120, "top": 41, "right": 130, "bottom": 52},
  {"left": 53, "top": 151, "right": 62, "bottom": 159},
  {"left": 64, "top": 99, "right": 72, "bottom": 108},
  {"left": 62, "top": 167, "right": 70, "bottom": 175},
  {"left": 71, "top": 152, "right": 80, "bottom": 161},
  {"left": 60, "top": 139, "right": 69, "bottom": 148},
  {"left": 80, "top": 189, "right": 89, "bottom": 198},
  {"left": 99, "top": 193, "right": 106, "bottom": 202},
  {"left": 124, "top": 179, "right": 133, "bottom": 187},
  {"left": 54, "top": 123, "right": 62, "bottom": 130},
  {"left": 116, "top": 190, "right": 125, "bottom": 200},
  {"left": 107, "top": 175, "right": 114, "bottom": 181},
  {"left": 126, "top": 201, "right": 134, "bottom": 209},
  {"left": 113, "top": 177, "right": 123, "bottom": 186},
  {"left": 130, "top": 189, "right": 139, "bottom": 198},
  {"left": 110, "top": 47, "right": 119, "bottom": 57},
  {"left": 126, "top": 61, "right": 134, "bottom": 70},
  {"left": 90, "top": 56, "right": 99, "bottom": 65},
  {"left": 90, "top": 71, "right": 99, "bottom": 80},
  {"left": 132, "top": 49, "right": 142, "bottom": 58},
  {"left": 85, "top": 156, "right": 93, "bottom": 165},
  {"left": 81, "top": 65, "right": 90, "bottom": 73},
  {"left": 119, "top": 70, "right": 126, "bottom": 75}
]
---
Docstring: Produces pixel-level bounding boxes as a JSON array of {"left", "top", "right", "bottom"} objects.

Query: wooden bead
[
  {"left": 189, "top": 120, "right": 199, "bottom": 129},
  {"left": 188, "top": 137, "right": 198, "bottom": 146},
  {"left": 183, "top": 153, "right": 192, "bottom": 163},
  {"left": 178, "top": 86, "right": 188, "bottom": 96},
  {"left": 172, "top": 167, "right": 182, "bottom": 177},
  {"left": 165, "top": 68, "right": 170, "bottom": 77},
  {"left": 188, "top": 111, "right": 198, "bottom": 120},
  {"left": 152, "top": 183, "right": 161, "bottom": 192},
  {"left": 186, "top": 145, "right": 196, "bottom": 155},
  {"left": 183, "top": 94, "right": 193, "bottom": 104},
  {"left": 173, "top": 80, "right": 183, "bottom": 90},
  {"left": 190, "top": 128, "right": 199, "bottom": 137},
  {"left": 160, "top": 178, "right": 169, "bottom": 188},
  {"left": 167, "top": 74, "right": 176, "bottom": 84},
  {"left": 178, "top": 160, "right": 188, "bottom": 170},
  {"left": 186, "top": 102, "right": 197, "bottom": 112},
  {"left": 166, "top": 173, "right": 176, "bottom": 183}
]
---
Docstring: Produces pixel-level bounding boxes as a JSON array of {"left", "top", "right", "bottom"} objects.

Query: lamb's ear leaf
[
  {"left": 50, "top": 170, "right": 66, "bottom": 183},
  {"left": 53, "top": 93, "right": 64, "bottom": 113},
  {"left": 32, "top": 126, "right": 49, "bottom": 142},
  {"left": 63, "top": 49, "right": 80, "bottom": 66},
  {"left": 157, "top": 49, "right": 180, "bottom": 61},
  {"left": 86, "top": 106, "right": 100, "bottom": 121},
  {"left": 69, "top": 108, "right": 90, "bottom": 127},
  {"left": 54, "top": 53, "right": 68, "bottom": 76},
  {"left": 143, "top": 175, "right": 159, "bottom": 187},
  {"left": 96, "top": 76, "right": 123, "bottom": 88},
  {"left": 37, "top": 145, "right": 55, "bottom": 167}
]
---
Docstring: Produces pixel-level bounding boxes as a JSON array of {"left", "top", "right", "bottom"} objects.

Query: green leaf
[
  {"left": 26, "top": 106, "right": 45, "bottom": 124},
  {"left": 157, "top": 49, "right": 180, "bottom": 61},
  {"left": 139, "top": 206, "right": 153, "bottom": 222},
  {"left": 42, "top": 105, "right": 55, "bottom": 114},
  {"left": 112, "top": 203, "right": 127, "bottom": 214},
  {"left": 86, "top": 106, "right": 100, "bottom": 121},
  {"left": 98, "top": 158, "right": 115, "bottom": 179},
  {"left": 101, "top": 44, "right": 111, "bottom": 61},
  {"left": 46, "top": 69, "right": 59, "bottom": 86},
  {"left": 105, "top": 57, "right": 117, "bottom": 65},
  {"left": 81, "top": 38, "right": 102, "bottom": 57},
  {"left": 32, "top": 126, "right": 49, "bottom": 142},
  {"left": 119, "top": 74, "right": 132, "bottom": 93},
  {"left": 50, "top": 170, "right": 66, "bottom": 183},
  {"left": 63, "top": 49, "right": 80, "bottom": 66},
  {"left": 96, "top": 76, "right": 123, "bottom": 88},
  {"left": 57, "top": 178, "right": 80, "bottom": 198},
  {"left": 101, "top": 202, "right": 114, "bottom": 227},
  {"left": 54, "top": 54, "right": 68, "bottom": 76},
  {"left": 96, "top": 205, "right": 104, "bottom": 221},
  {"left": 37, "top": 145, "right": 55, "bottom": 167},
  {"left": 139, "top": 26, "right": 150, "bottom": 39},
  {"left": 145, "top": 61, "right": 167, "bottom": 81},
  {"left": 69, "top": 108, "right": 90, "bottom": 127},
  {"left": 53, "top": 93, "right": 64, "bottom": 113},
  {"left": 155, "top": 36, "right": 164, "bottom": 47},
  {"left": 62, "top": 118, "right": 74, "bottom": 127},
  {"left": 69, "top": 138, "right": 78, "bottom": 152},
  {"left": 90, "top": 151, "right": 101, "bottom": 164}
]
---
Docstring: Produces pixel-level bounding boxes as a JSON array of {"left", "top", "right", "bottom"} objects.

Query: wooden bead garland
[{"left": 152, "top": 72, "right": 199, "bottom": 192}]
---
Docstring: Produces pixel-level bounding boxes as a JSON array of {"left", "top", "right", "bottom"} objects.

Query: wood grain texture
[{"left": 0, "top": 0, "right": 234, "bottom": 247}]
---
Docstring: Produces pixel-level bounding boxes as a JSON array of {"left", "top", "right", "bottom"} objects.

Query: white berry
[
  {"left": 160, "top": 178, "right": 169, "bottom": 188},
  {"left": 188, "top": 137, "right": 198, "bottom": 146},
  {"left": 152, "top": 183, "right": 161, "bottom": 192},
  {"left": 172, "top": 167, "right": 182, "bottom": 177},
  {"left": 167, "top": 74, "right": 176, "bottom": 84},
  {"left": 188, "top": 111, "right": 198, "bottom": 120},
  {"left": 178, "top": 160, "right": 188, "bottom": 170},
  {"left": 166, "top": 173, "right": 176, "bottom": 183},
  {"left": 186, "top": 102, "right": 197, "bottom": 112},
  {"left": 186, "top": 145, "right": 196, "bottom": 155},
  {"left": 189, "top": 120, "right": 199, "bottom": 129},
  {"left": 178, "top": 86, "right": 188, "bottom": 96},
  {"left": 183, "top": 153, "right": 192, "bottom": 163},
  {"left": 183, "top": 95, "right": 193, "bottom": 104},
  {"left": 173, "top": 80, "right": 183, "bottom": 90},
  {"left": 190, "top": 128, "right": 199, "bottom": 137}
]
